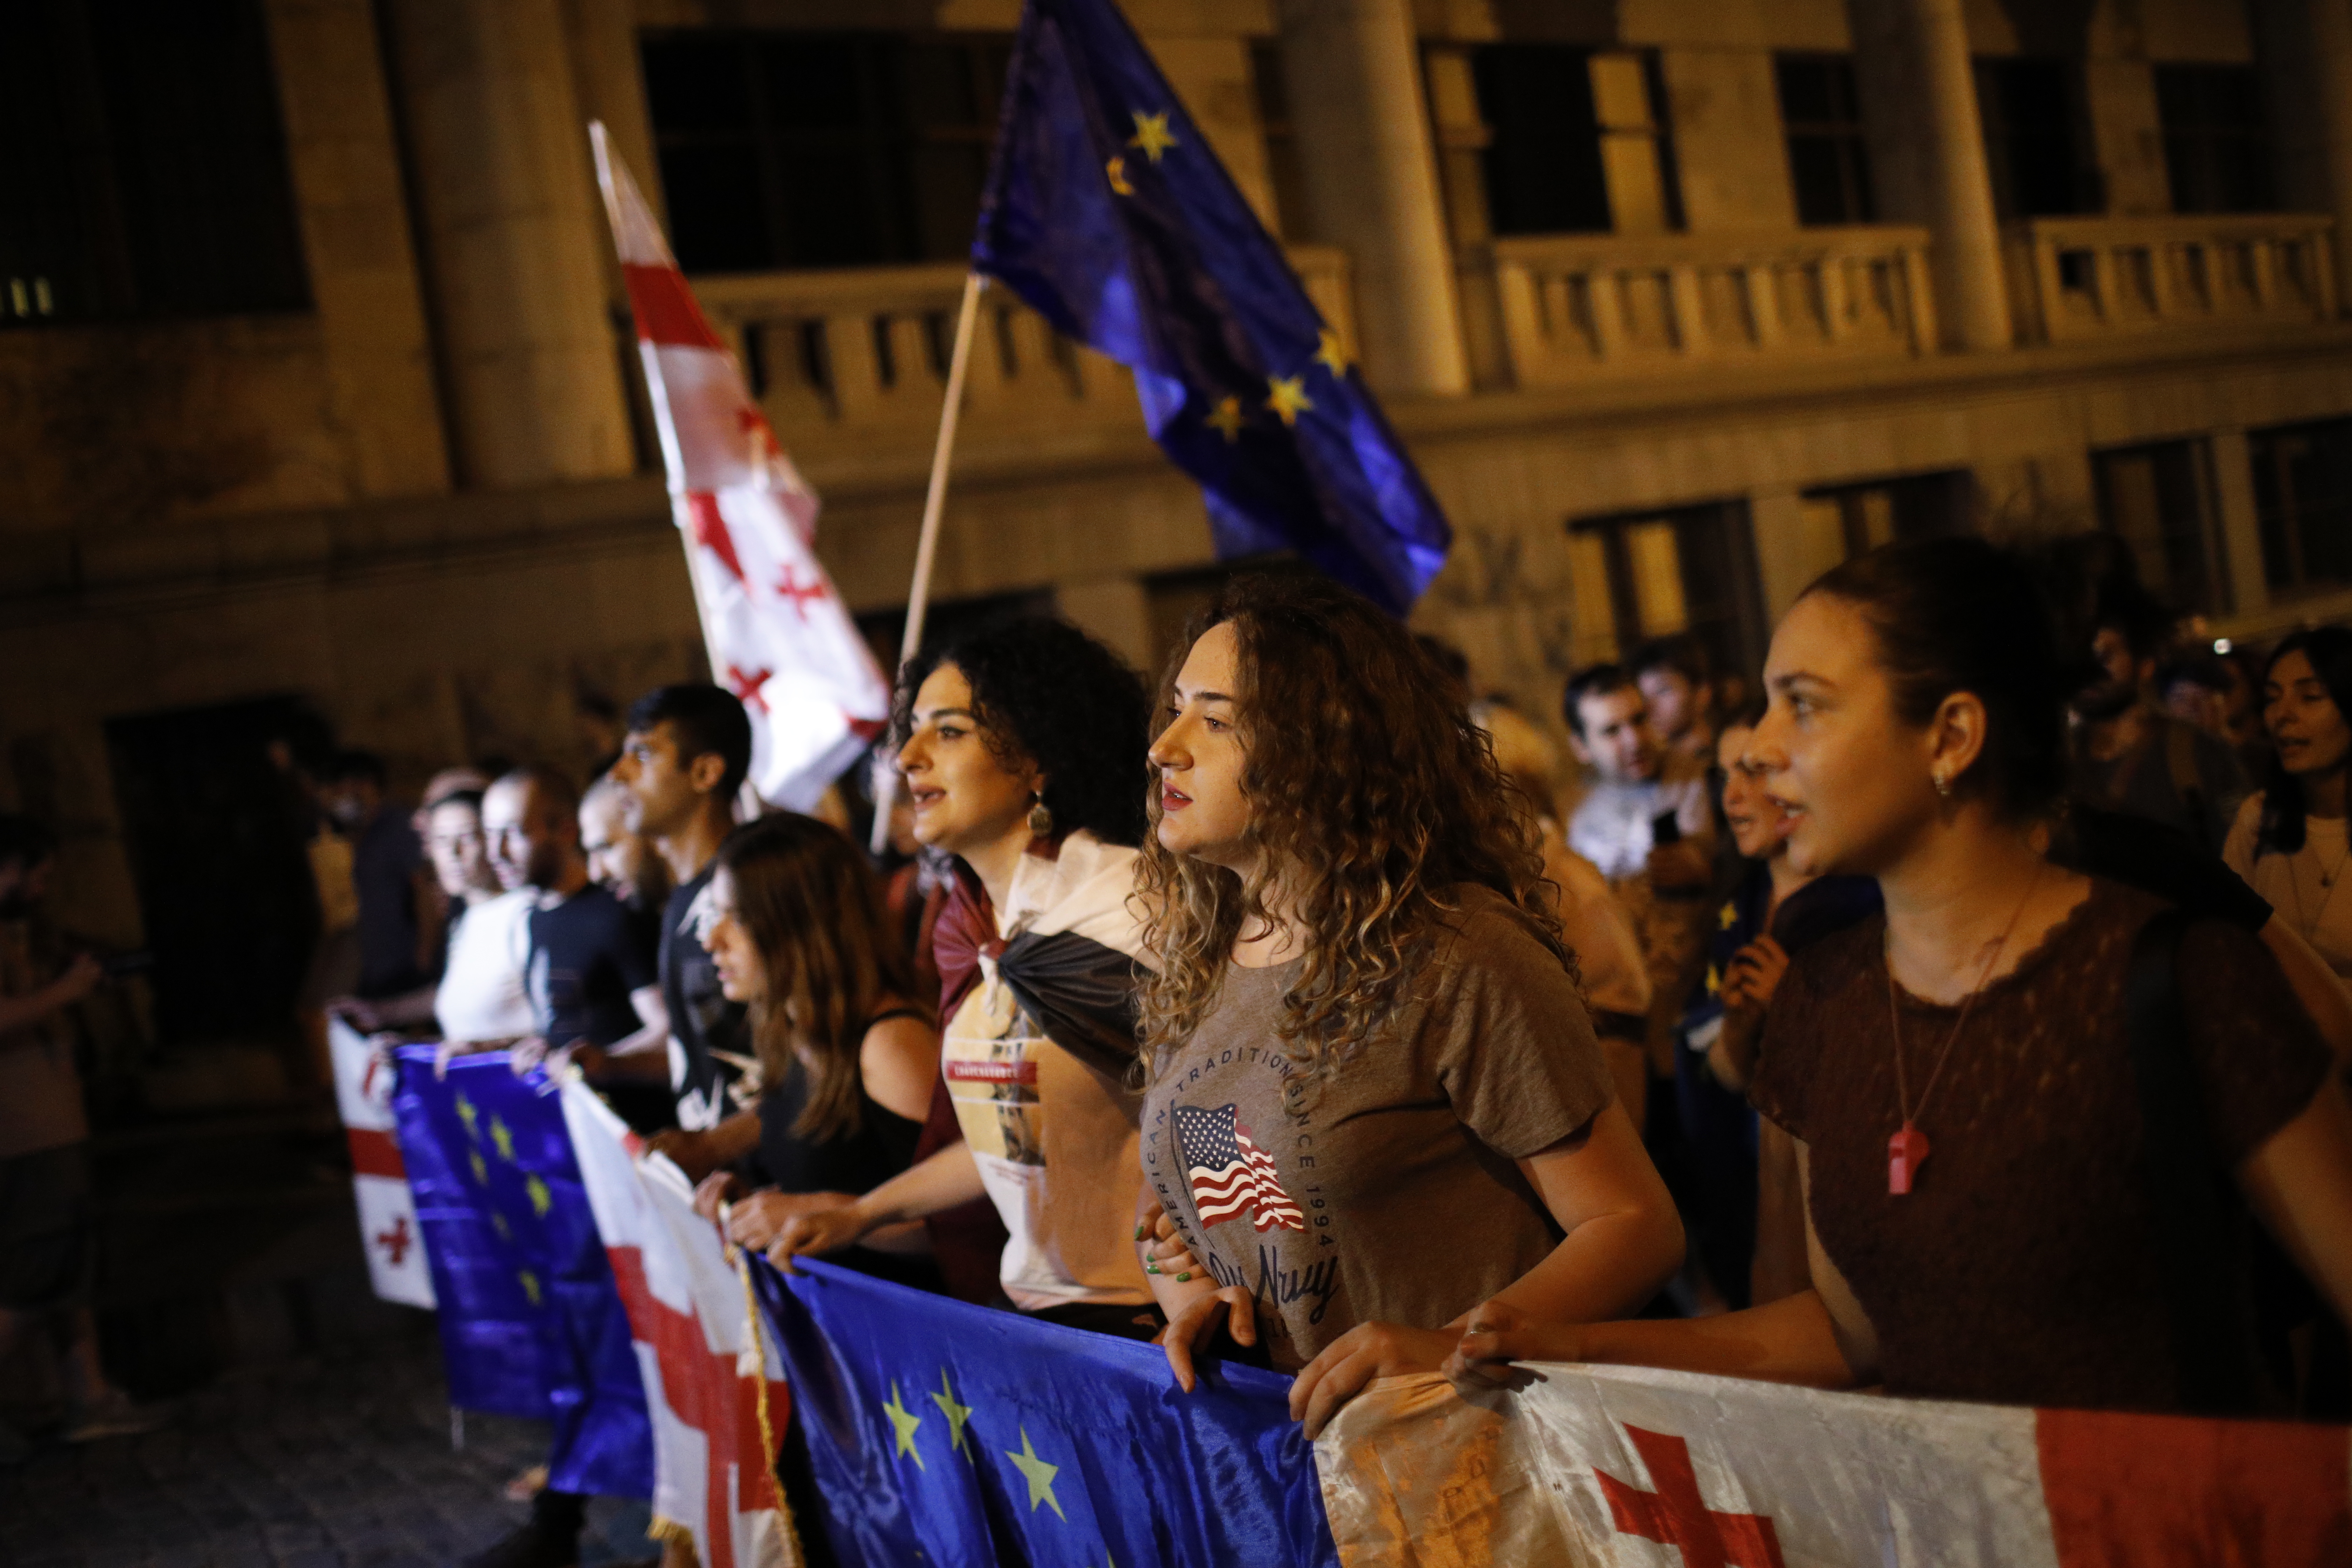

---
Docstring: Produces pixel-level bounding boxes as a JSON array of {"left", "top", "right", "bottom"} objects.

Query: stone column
[
  {"left": 1847, "top": 0, "right": 2012, "bottom": 350},
  {"left": 2207, "top": 427, "right": 2271, "bottom": 618},
  {"left": 2255, "top": 0, "right": 2352, "bottom": 312},
  {"left": 1273, "top": 0, "right": 1470, "bottom": 396},
  {"left": 381, "top": 0, "right": 633, "bottom": 489}
]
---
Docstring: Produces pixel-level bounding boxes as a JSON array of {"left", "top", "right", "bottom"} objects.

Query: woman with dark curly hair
[
  {"left": 768, "top": 618, "right": 1169, "bottom": 1338},
  {"left": 2227, "top": 629, "right": 2352, "bottom": 981},
  {"left": 1136, "top": 574, "right": 1683, "bottom": 1436}
]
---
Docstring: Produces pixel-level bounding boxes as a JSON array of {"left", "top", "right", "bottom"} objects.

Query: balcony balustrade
[
  {"left": 1475, "top": 225, "right": 1937, "bottom": 389},
  {"left": 2003, "top": 213, "right": 2338, "bottom": 344},
  {"left": 688, "top": 246, "right": 1358, "bottom": 456}
]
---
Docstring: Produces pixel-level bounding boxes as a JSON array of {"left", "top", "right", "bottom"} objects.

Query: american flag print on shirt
[{"left": 1176, "top": 1104, "right": 1304, "bottom": 1233}]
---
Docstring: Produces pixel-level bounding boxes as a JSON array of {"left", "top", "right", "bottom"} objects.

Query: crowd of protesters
[{"left": 8, "top": 529, "right": 2352, "bottom": 1566}]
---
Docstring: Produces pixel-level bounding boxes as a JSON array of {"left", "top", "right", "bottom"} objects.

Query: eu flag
[
  {"left": 973, "top": 0, "right": 1450, "bottom": 615},
  {"left": 755, "top": 1259, "right": 1337, "bottom": 1567},
  {"left": 393, "top": 1048, "right": 653, "bottom": 1500}
]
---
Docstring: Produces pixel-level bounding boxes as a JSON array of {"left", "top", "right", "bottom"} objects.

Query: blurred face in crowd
[
  {"left": 1716, "top": 723, "right": 1788, "bottom": 862},
  {"left": 1149, "top": 621, "right": 1253, "bottom": 872},
  {"left": 321, "top": 775, "right": 382, "bottom": 831},
  {"left": 580, "top": 783, "right": 663, "bottom": 905},
  {"left": 1570, "top": 686, "right": 1662, "bottom": 784},
  {"left": 2265, "top": 649, "right": 2351, "bottom": 788},
  {"left": 1639, "top": 667, "right": 1707, "bottom": 744},
  {"left": 896, "top": 662, "right": 1040, "bottom": 859},
  {"left": 1749, "top": 593, "right": 1946, "bottom": 879},
  {"left": 697, "top": 866, "right": 767, "bottom": 1006},
  {"left": 2076, "top": 625, "right": 2150, "bottom": 721},
  {"left": 483, "top": 777, "right": 573, "bottom": 892},
  {"left": 611, "top": 721, "right": 720, "bottom": 840},
  {"left": 422, "top": 799, "right": 496, "bottom": 904}
]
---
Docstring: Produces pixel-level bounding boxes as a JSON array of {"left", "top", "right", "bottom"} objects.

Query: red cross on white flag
[
  {"left": 562, "top": 1080, "right": 800, "bottom": 1568},
  {"left": 592, "top": 125, "right": 891, "bottom": 812},
  {"left": 328, "top": 1018, "right": 436, "bottom": 1309}
]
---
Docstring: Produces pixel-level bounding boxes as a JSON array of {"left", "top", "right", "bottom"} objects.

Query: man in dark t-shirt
[
  {"left": 611, "top": 685, "right": 762, "bottom": 1179},
  {"left": 526, "top": 884, "right": 655, "bottom": 1054}
]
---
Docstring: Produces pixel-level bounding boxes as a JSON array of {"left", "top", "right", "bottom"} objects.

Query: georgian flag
[
  {"left": 1318, "top": 1364, "right": 2350, "bottom": 1566},
  {"left": 589, "top": 125, "right": 891, "bottom": 811},
  {"left": 562, "top": 1079, "right": 800, "bottom": 1568},
  {"left": 328, "top": 1018, "right": 434, "bottom": 1308}
]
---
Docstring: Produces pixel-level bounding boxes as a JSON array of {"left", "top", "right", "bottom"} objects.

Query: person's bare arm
[
  {"left": 2261, "top": 917, "right": 2352, "bottom": 1072},
  {"left": 860, "top": 1013, "right": 939, "bottom": 1124},
  {"left": 329, "top": 984, "right": 440, "bottom": 1033},
  {"left": 0, "top": 954, "right": 99, "bottom": 1042},
  {"left": 1448, "top": 1138, "right": 1870, "bottom": 1391},
  {"left": 601, "top": 985, "right": 671, "bottom": 1058},
  {"left": 2237, "top": 1076, "right": 2352, "bottom": 1329},
  {"left": 766, "top": 1141, "right": 988, "bottom": 1270},
  {"left": 647, "top": 1108, "right": 761, "bottom": 1182}
]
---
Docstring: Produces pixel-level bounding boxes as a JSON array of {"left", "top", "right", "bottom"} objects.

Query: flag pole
[{"left": 870, "top": 271, "right": 985, "bottom": 855}]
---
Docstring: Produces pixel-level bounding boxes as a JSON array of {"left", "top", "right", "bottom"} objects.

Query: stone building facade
[{"left": 7, "top": 0, "right": 2352, "bottom": 969}]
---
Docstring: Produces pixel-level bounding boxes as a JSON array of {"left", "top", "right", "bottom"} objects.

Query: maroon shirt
[{"left": 1752, "top": 877, "right": 2329, "bottom": 1412}]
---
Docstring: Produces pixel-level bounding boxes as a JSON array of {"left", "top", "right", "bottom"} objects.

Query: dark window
[
  {"left": 2156, "top": 65, "right": 2274, "bottom": 215},
  {"left": 1975, "top": 57, "right": 2091, "bottom": 218},
  {"left": 1472, "top": 46, "right": 1614, "bottom": 236},
  {"left": 2094, "top": 442, "right": 2226, "bottom": 616},
  {"left": 1776, "top": 54, "right": 1875, "bottom": 225},
  {"left": 1804, "top": 471, "right": 1973, "bottom": 559},
  {"left": 0, "top": 0, "right": 309, "bottom": 328},
  {"left": 1250, "top": 41, "right": 1309, "bottom": 240},
  {"left": 1569, "top": 502, "right": 1768, "bottom": 682},
  {"left": 2252, "top": 419, "right": 2352, "bottom": 597},
  {"left": 642, "top": 30, "right": 1010, "bottom": 274}
]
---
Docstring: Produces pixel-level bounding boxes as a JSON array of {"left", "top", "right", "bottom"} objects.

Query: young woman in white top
[{"left": 2226, "top": 630, "right": 2352, "bottom": 982}]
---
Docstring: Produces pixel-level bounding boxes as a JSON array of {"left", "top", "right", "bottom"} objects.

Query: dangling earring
[
  {"left": 1932, "top": 770, "right": 1953, "bottom": 799},
  {"left": 1027, "top": 790, "right": 1055, "bottom": 838}
]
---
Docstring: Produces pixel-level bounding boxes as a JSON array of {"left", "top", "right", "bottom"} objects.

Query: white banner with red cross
[
  {"left": 590, "top": 125, "right": 891, "bottom": 813},
  {"left": 561, "top": 1079, "right": 800, "bottom": 1568},
  {"left": 1316, "top": 1364, "right": 2350, "bottom": 1566},
  {"left": 328, "top": 1017, "right": 435, "bottom": 1309}
]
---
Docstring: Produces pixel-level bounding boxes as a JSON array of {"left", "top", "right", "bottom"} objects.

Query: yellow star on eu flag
[
  {"left": 525, "top": 1173, "right": 552, "bottom": 1217},
  {"left": 469, "top": 1149, "right": 488, "bottom": 1186},
  {"left": 455, "top": 1096, "right": 479, "bottom": 1140},
  {"left": 518, "top": 1269, "right": 541, "bottom": 1306},
  {"left": 1265, "top": 375, "right": 1313, "bottom": 427},
  {"left": 1315, "top": 328, "right": 1350, "bottom": 376},
  {"left": 1003, "top": 1427, "right": 1065, "bottom": 1519},
  {"left": 1705, "top": 964, "right": 1722, "bottom": 996},
  {"left": 1105, "top": 155, "right": 1134, "bottom": 196},
  {"left": 1204, "top": 396, "right": 1245, "bottom": 443},
  {"left": 883, "top": 1382, "right": 924, "bottom": 1470},
  {"left": 490, "top": 1116, "right": 514, "bottom": 1162},
  {"left": 931, "top": 1368, "right": 974, "bottom": 1459},
  {"left": 1127, "top": 110, "right": 1177, "bottom": 163},
  {"left": 491, "top": 1212, "right": 511, "bottom": 1240},
  {"left": 1720, "top": 902, "right": 1739, "bottom": 930}
]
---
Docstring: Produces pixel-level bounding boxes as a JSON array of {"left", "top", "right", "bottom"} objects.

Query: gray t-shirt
[{"left": 1140, "top": 887, "right": 1614, "bottom": 1371}]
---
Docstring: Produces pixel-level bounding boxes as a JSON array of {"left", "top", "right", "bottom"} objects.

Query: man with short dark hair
[
  {"left": 579, "top": 775, "right": 670, "bottom": 916},
  {"left": 610, "top": 685, "right": 760, "bottom": 1180},
  {"left": 1630, "top": 635, "right": 1718, "bottom": 765},
  {"left": 2069, "top": 580, "right": 2247, "bottom": 854}
]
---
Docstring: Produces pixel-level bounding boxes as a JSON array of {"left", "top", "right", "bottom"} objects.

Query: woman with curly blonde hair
[{"left": 1136, "top": 574, "right": 1683, "bottom": 1436}]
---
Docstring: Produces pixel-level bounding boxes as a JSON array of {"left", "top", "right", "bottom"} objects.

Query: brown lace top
[{"left": 1751, "top": 877, "right": 2329, "bottom": 1411}]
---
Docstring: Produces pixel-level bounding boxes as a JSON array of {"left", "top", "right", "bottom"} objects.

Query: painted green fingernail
[
  {"left": 1134, "top": 1225, "right": 1146, "bottom": 1240},
  {"left": 1176, "top": 1272, "right": 1192, "bottom": 1283},
  {"left": 1145, "top": 1260, "right": 1160, "bottom": 1274}
]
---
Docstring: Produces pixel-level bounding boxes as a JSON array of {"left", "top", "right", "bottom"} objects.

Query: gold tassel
[
  {"left": 734, "top": 1240, "right": 807, "bottom": 1567},
  {"left": 645, "top": 1515, "right": 696, "bottom": 1546}
]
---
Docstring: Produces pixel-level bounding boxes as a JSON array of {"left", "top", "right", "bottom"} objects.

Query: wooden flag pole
[{"left": 870, "top": 271, "right": 986, "bottom": 856}]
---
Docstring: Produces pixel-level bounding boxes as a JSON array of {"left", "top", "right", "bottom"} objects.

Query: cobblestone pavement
[{"left": 2, "top": 1343, "right": 656, "bottom": 1568}]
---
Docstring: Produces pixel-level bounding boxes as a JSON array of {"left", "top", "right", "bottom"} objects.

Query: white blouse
[{"left": 2225, "top": 796, "right": 2352, "bottom": 981}]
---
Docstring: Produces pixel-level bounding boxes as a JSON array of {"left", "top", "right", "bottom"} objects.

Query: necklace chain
[
  {"left": 2291, "top": 825, "right": 2352, "bottom": 943},
  {"left": 1886, "top": 865, "right": 2046, "bottom": 1130}
]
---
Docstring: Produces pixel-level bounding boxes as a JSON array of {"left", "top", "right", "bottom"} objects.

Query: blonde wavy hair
[{"left": 1135, "top": 575, "right": 1567, "bottom": 1078}]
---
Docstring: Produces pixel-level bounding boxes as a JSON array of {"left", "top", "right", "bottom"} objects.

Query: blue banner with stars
[
  {"left": 391, "top": 1047, "right": 653, "bottom": 1500},
  {"left": 754, "top": 1258, "right": 1338, "bottom": 1567},
  {"left": 972, "top": 0, "right": 1450, "bottom": 615}
]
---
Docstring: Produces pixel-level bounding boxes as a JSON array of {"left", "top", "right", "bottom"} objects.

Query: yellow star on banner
[
  {"left": 1315, "top": 328, "right": 1350, "bottom": 376},
  {"left": 931, "top": 1368, "right": 974, "bottom": 1459},
  {"left": 883, "top": 1382, "right": 925, "bottom": 1470},
  {"left": 1204, "top": 396, "right": 1245, "bottom": 442},
  {"left": 526, "top": 1173, "right": 552, "bottom": 1217},
  {"left": 1719, "top": 902, "right": 1738, "bottom": 930},
  {"left": 1105, "top": 155, "right": 1133, "bottom": 196},
  {"left": 490, "top": 1116, "right": 515, "bottom": 1162},
  {"left": 1265, "top": 375, "right": 1313, "bottom": 427},
  {"left": 518, "top": 1270, "right": 541, "bottom": 1306},
  {"left": 1003, "top": 1427, "right": 1065, "bottom": 1519},
  {"left": 1128, "top": 110, "right": 1177, "bottom": 163},
  {"left": 491, "top": 1212, "right": 511, "bottom": 1240},
  {"left": 1705, "top": 964, "right": 1722, "bottom": 997},
  {"left": 455, "top": 1096, "right": 479, "bottom": 1141},
  {"left": 469, "top": 1150, "right": 488, "bottom": 1186}
]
